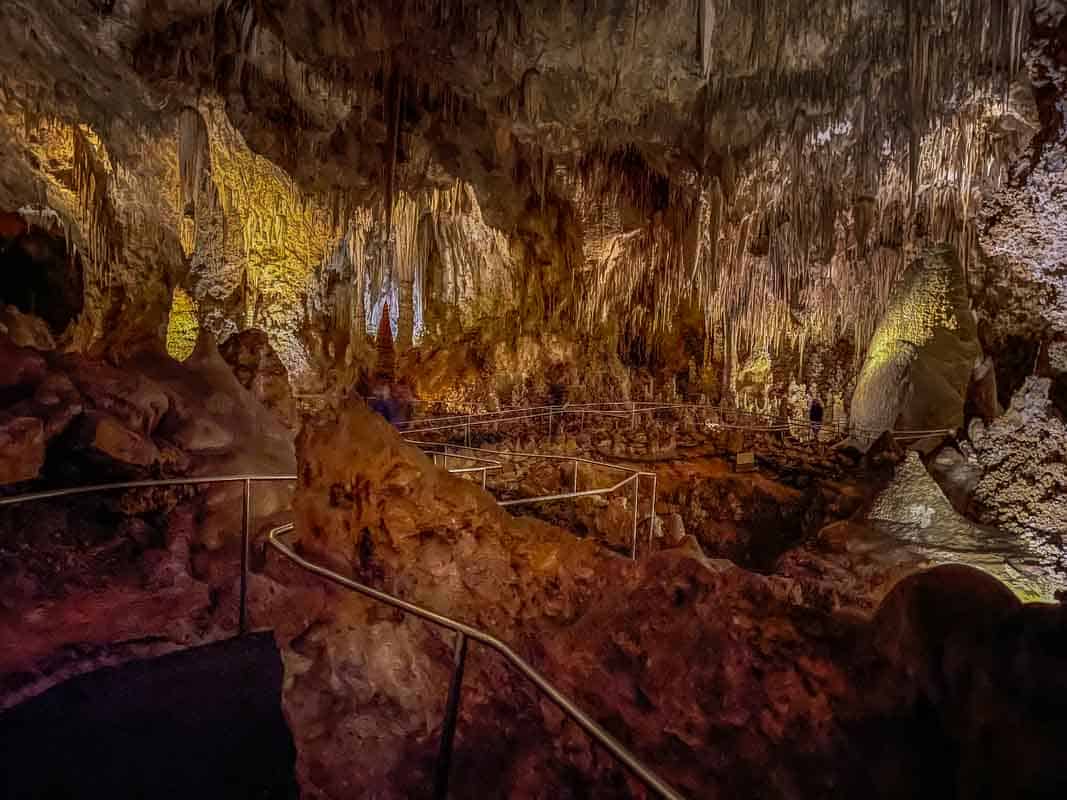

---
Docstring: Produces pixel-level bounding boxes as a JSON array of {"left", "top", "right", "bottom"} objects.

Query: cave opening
[{"left": 0, "top": 211, "right": 84, "bottom": 336}]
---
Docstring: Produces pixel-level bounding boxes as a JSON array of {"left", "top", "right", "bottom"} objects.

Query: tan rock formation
[
  {"left": 0, "top": 416, "right": 45, "bottom": 485},
  {"left": 219, "top": 328, "right": 297, "bottom": 428}
]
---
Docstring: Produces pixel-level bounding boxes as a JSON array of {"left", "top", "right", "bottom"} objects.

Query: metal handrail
[
  {"left": 408, "top": 441, "right": 658, "bottom": 559},
  {"left": 417, "top": 448, "right": 503, "bottom": 489},
  {"left": 266, "top": 523, "right": 685, "bottom": 800},
  {"left": 0, "top": 474, "right": 295, "bottom": 507},
  {"left": 0, "top": 473, "right": 299, "bottom": 636},
  {"left": 0, "top": 454, "right": 500, "bottom": 633},
  {"left": 394, "top": 400, "right": 954, "bottom": 442}
]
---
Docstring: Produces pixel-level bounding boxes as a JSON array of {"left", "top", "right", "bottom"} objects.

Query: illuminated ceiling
[{"left": 0, "top": 1, "right": 1043, "bottom": 381}]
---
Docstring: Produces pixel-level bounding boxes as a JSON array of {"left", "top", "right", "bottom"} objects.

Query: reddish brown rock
[
  {"left": 26, "top": 372, "right": 83, "bottom": 438},
  {"left": 0, "top": 211, "right": 27, "bottom": 240},
  {"left": 776, "top": 520, "right": 930, "bottom": 615},
  {"left": 872, "top": 566, "right": 1067, "bottom": 798},
  {"left": 169, "top": 415, "right": 235, "bottom": 454},
  {"left": 0, "top": 337, "right": 47, "bottom": 392},
  {"left": 59, "top": 356, "right": 170, "bottom": 437},
  {"left": 0, "top": 416, "right": 45, "bottom": 484},
  {"left": 281, "top": 404, "right": 959, "bottom": 798},
  {"left": 79, "top": 412, "right": 161, "bottom": 468},
  {"left": 0, "top": 305, "right": 54, "bottom": 351}
]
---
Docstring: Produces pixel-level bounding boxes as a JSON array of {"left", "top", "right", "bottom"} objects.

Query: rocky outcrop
[
  {"left": 0, "top": 305, "right": 56, "bottom": 351},
  {"left": 403, "top": 328, "right": 633, "bottom": 410},
  {"left": 872, "top": 565, "right": 1067, "bottom": 799},
  {"left": 0, "top": 417, "right": 44, "bottom": 485},
  {"left": 219, "top": 328, "right": 297, "bottom": 428},
  {"left": 971, "top": 10, "right": 1067, "bottom": 404},
  {"left": 971, "top": 375, "right": 1067, "bottom": 537},
  {"left": 776, "top": 520, "right": 931, "bottom": 615},
  {"left": 927, "top": 443, "right": 983, "bottom": 514},
  {"left": 78, "top": 411, "right": 161, "bottom": 468},
  {"left": 0, "top": 331, "right": 295, "bottom": 705}
]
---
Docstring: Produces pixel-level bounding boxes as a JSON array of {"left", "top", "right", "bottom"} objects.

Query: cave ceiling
[{"left": 0, "top": 0, "right": 1049, "bottom": 380}]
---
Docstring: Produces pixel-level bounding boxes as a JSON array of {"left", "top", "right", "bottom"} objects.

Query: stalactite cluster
[{"left": 0, "top": 0, "right": 1040, "bottom": 393}]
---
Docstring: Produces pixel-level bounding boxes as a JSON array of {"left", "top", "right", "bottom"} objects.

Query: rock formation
[
  {"left": 0, "top": 321, "right": 295, "bottom": 704},
  {"left": 868, "top": 450, "right": 1063, "bottom": 601},
  {"left": 849, "top": 248, "right": 980, "bottom": 446},
  {"left": 972, "top": 375, "right": 1067, "bottom": 537},
  {"left": 0, "top": 1, "right": 1046, "bottom": 405},
  {"left": 219, "top": 328, "right": 298, "bottom": 428},
  {"left": 280, "top": 404, "right": 1067, "bottom": 797}
]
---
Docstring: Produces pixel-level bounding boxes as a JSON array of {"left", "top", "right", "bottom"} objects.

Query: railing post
[
  {"left": 572, "top": 459, "right": 579, "bottom": 494},
  {"left": 630, "top": 475, "right": 639, "bottom": 560},
  {"left": 481, "top": 466, "right": 487, "bottom": 489},
  {"left": 432, "top": 630, "right": 469, "bottom": 799},
  {"left": 548, "top": 408, "right": 553, "bottom": 439},
  {"left": 239, "top": 478, "right": 252, "bottom": 636},
  {"left": 647, "top": 472, "right": 658, "bottom": 555},
  {"left": 630, "top": 402, "right": 636, "bottom": 430},
  {"left": 465, "top": 416, "right": 471, "bottom": 447}
]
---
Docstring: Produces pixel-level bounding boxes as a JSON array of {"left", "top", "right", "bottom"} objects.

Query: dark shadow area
[
  {"left": 0, "top": 632, "right": 298, "bottom": 800},
  {"left": 0, "top": 213, "right": 84, "bottom": 334}
]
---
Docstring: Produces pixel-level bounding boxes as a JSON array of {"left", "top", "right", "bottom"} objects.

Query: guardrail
[
  {"left": 397, "top": 401, "right": 955, "bottom": 445},
  {"left": 0, "top": 473, "right": 298, "bottom": 636},
  {"left": 411, "top": 441, "right": 658, "bottom": 559},
  {"left": 422, "top": 449, "right": 504, "bottom": 489},
  {"left": 267, "top": 522, "right": 685, "bottom": 800},
  {"left": 0, "top": 471, "right": 686, "bottom": 799}
]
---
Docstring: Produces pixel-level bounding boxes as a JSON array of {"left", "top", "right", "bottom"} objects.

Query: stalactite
[
  {"left": 178, "top": 106, "right": 210, "bottom": 257},
  {"left": 392, "top": 192, "right": 421, "bottom": 350},
  {"left": 71, "top": 126, "right": 118, "bottom": 291},
  {"left": 698, "top": 0, "right": 716, "bottom": 76},
  {"left": 375, "top": 301, "right": 396, "bottom": 381}
]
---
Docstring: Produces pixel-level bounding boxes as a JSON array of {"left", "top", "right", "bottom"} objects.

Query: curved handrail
[{"left": 266, "top": 522, "right": 686, "bottom": 800}]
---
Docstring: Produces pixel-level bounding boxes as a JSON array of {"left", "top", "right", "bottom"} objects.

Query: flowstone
[{"left": 869, "top": 451, "right": 1063, "bottom": 602}]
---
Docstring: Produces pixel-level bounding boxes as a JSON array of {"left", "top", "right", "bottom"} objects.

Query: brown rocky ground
[{"left": 280, "top": 404, "right": 1067, "bottom": 799}]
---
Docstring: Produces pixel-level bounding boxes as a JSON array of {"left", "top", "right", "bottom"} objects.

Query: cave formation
[{"left": 1, "top": 1, "right": 1066, "bottom": 798}]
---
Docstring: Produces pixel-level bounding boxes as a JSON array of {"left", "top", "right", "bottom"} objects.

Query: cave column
[{"left": 397, "top": 273, "right": 414, "bottom": 351}]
